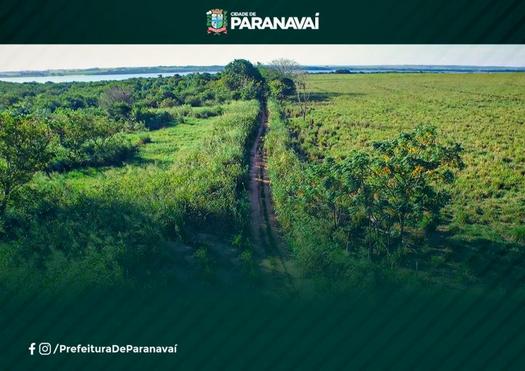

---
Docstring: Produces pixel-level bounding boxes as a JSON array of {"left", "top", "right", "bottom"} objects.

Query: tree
[
  {"left": 369, "top": 125, "right": 464, "bottom": 248},
  {"left": 295, "top": 72, "right": 311, "bottom": 120},
  {"left": 100, "top": 86, "right": 134, "bottom": 120},
  {"left": 222, "top": 59, "right": 265, "bottom": 99},
  {"left": 269, "top": 59, "right": 301, "bottom": 79},
  {"left": 304, "top": 153, "right": 372, "bottom": 253},
  {"left": 223, "top": 59, "right": 263, "bottom": 83},
  {"left": 302, "top": 125, "right": 463, "bottom": 265},
  {"left": 0, "top": 113, "right": 53, "bottom": 217},
  {"left": 269, "top": 78, "right": 296, "bottom": 101},
  {"left": 267, "top": 59, "right": 310, "bottom": 119}
]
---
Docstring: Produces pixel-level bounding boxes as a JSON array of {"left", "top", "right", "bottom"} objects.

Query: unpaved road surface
[{"left": 248, "top": 104, "right": 296, "bottom": 288}]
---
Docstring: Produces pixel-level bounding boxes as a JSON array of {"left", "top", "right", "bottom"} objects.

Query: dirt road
[{"left": 248, "top": 103, "right": 295, "bottom": 287}]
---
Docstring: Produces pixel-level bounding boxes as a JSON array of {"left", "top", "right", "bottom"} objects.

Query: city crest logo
[{"left": 206, "top": 9, "right": 228, "bottom": 34}]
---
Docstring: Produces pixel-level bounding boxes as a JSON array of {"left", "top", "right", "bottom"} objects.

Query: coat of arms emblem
[{"left": 206, "top": 9, "right": 228, "bottom": 34}]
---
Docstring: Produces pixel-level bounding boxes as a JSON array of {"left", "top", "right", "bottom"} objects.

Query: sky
[{"left": 0, "top": 45, "right": 524, "bottom": 72}]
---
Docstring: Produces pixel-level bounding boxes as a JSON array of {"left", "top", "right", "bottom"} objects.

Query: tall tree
[{"left": 222, "top": 59, "right": 265, "bottom": 99}]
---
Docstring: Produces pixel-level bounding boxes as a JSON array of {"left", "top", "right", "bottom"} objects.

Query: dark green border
[{"left": 1, "top": 0, "right": 524, "bottom": 43}]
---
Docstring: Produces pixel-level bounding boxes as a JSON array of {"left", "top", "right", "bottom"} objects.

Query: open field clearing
[
  {"left": 269, "top": 73, "right": 525, "bottom": 287},
  {"left": 292, "top": 74, "right": 525, "bottom": 239}
]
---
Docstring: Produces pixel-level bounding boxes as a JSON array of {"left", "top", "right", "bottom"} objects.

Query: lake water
[
  {"left": 0, "top": 71, "right": 219, "bottom": 83},
  {"left": 0, "top": 69, "right": 338, "bottom": 83}
]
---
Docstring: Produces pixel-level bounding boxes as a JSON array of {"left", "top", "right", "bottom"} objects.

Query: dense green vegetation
[
  {"left": 268, "top": 73, "right": 525, "bottom": 288},
  {"left": 2, "top": 60, "right": 524, "bottom": 293},
  {"left": 0, "top": 101, "right": 260, "bottom": 289},
  {"left": 0, "top": 61, "right": 265, "bottom": 290}
]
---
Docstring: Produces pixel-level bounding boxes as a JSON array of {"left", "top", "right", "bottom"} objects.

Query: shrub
[
  {"left": 49, "top": 109, "right": 138, "bottom": 171},
  {"left": 132, "top": 106, "right": 172, "bottom": 130},
  {"left": 0, "top": 112, "right": 53, "bottom": 218},
  {"left": 269, "top": 78, "right": 296, "bottom": 100},
  {"left": 100, "top": 86, "right": 133, "bottom": 121}
]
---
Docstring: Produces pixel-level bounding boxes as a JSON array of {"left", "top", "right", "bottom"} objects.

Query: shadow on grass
[
  {"left": 420, "top": 229, "right": 525, "bottom": 288},
  {"left": 3, "top": 190, "right": 279, "bottom": 293}
]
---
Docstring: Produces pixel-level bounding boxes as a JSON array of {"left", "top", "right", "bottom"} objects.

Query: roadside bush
[
  {"left": 269, "top": 77, "right": 296, "bottom": 100},
  {"left": 170, "top": 104, "right": 192, "bottom": 122},
  {"left": 3, "top": 179, "right": 163, "bottom": 285},
  {"left": 183, "top": 94, "right": 203, "bottom": 107}
]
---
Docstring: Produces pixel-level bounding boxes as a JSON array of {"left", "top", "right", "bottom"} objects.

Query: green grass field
[
  {"left": 61, "top": 107, "right": 221, "bottom": 189},
  {"left": 290, "top": 73, "right": 525, "bottom": 240},
  {"left": 270, "top": 73, "right": 525, "bottom": 287}
]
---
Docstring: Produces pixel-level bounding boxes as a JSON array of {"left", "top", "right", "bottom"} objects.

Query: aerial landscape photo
[{"left": 0, "top": 45, "right": 524, "bottom": 294}]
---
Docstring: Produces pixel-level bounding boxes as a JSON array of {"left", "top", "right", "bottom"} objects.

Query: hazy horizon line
[{"left": 3, "top": 63, "right": 525, "bottom": 75}]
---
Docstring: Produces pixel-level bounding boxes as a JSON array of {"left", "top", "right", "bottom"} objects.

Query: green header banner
[{"left": 1, "top": 0, "right": 524, "bottom": 43}]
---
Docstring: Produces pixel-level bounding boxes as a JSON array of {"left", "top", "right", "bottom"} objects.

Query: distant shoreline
[{"left": 1, "top": 64, "right": 525, "bottom": 78}]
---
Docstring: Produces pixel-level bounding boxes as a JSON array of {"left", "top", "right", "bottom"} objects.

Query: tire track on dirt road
[{"left": 248, "top": 102, "right": 296, "bottom": 290}]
